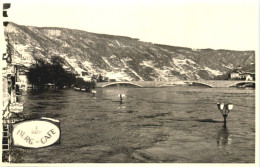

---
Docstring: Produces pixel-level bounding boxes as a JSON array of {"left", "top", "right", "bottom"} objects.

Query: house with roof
[
  {"left": 229, "top": 69, "right": 242, "bottom": 79},
  {"left": 16, "top": 65, "right": 29, "bottom": 93},
  {"left": 229, "top": 68, "right": 255, "bottom": 81}
]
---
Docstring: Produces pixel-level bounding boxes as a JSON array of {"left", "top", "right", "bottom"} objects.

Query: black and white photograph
[{"left": 0, "top": 0, "right": 258, "bottom": 165}]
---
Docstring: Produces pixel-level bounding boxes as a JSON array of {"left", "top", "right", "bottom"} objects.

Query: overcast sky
[{"left": 6, "top": 0, "right": 258, "bottom": 50}]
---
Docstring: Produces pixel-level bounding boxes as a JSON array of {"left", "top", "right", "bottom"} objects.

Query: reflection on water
[
  {"left": 13, "top": 87, "right": 255, "bottom": 163},
  {"left": 217, "top": 127, "right": 231, "bottom": 148}
]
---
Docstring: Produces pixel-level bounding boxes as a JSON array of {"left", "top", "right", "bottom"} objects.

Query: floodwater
[{"left": 12, "top": 86, "right": 255, "bottom": 163}]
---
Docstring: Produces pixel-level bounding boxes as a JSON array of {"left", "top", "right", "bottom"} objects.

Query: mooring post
[
  {"left": 118, "top": 93, "right": 125, "bottom": 104},
  {"left": 120, "top": 94, "right": 123, "bottom": 104}
]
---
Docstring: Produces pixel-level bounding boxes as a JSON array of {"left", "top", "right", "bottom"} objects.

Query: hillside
[{"left": 4, "top": 22, "right": 255, "bottom": 81}]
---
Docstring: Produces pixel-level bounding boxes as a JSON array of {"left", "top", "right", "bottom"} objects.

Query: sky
[{"left": 5, "top": 0, "right": 258, "bottom": 50}]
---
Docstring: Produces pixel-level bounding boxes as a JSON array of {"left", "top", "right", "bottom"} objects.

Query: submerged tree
[
  {"left": 27, "top": 56, "right": 76, "bottom": 90},
  {"left": 27, "top": 58, "right": 51, "bottom": 90}
]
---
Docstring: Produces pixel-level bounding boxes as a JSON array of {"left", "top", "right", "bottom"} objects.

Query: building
[
  {"left": 229, "top": 69, "right": 255, "bottom": 81},
  {"left": 82, "top": 76, "right": 92, "bottom": 81},
  {"left": 14, "top": 64, "right": 29, "bottom": 93},
  {"left": 241, "top": 72, "right": 255, "bottom": 81},
  {"left": 229, "top": 69, "right": 242, "bottom": 79}
]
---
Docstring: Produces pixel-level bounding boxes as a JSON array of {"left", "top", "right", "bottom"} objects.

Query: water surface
[{"left": 13, "top": 86, "right": 255, "bottom": 163}]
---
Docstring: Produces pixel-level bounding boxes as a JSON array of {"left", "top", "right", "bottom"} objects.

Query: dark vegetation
[
  {"left": 27, "top": 56, "right": 95, "bottom": 90},
  {"left": 74, "top": 78, "right": 96, "bottom": 91},
  {"left": 27, "top": 56, "right": 75, "bottom": 90},
  {"left": 213, "top": 73, "right": 229, "bottom": 80}
]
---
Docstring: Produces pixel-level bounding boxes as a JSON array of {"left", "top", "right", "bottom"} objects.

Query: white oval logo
[{"left": 12, "top": 119, "right": 61, "bottom": 148}]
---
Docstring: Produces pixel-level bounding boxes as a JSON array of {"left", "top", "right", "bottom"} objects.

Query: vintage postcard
[{"left": 0, "top": 0, "right": 258, "bottom": 166}]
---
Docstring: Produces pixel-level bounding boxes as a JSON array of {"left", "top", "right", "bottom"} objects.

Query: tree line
[{"left": 27, "top": 56, "right": 95, "bottom": 91}]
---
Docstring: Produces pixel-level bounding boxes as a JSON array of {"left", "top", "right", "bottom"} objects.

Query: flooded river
[{"left": 12, "top": 86, "right": 255, "bottom": 163}]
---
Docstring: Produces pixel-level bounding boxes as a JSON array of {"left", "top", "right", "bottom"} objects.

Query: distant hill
[
  {"left": 240, "top": 63, "right": 255, "bottom": 73},
  {"left": 4, "top": 22, "right": 255, "bottom": 81}
]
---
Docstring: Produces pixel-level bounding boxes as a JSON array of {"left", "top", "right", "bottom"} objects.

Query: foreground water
[{"left": 13, "top": 86, "right": 255, "bottom": 163}]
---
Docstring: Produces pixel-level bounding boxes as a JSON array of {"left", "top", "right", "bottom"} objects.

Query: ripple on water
[{"left": 15, "top": 87, "right": 255, "bottom": 163}]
